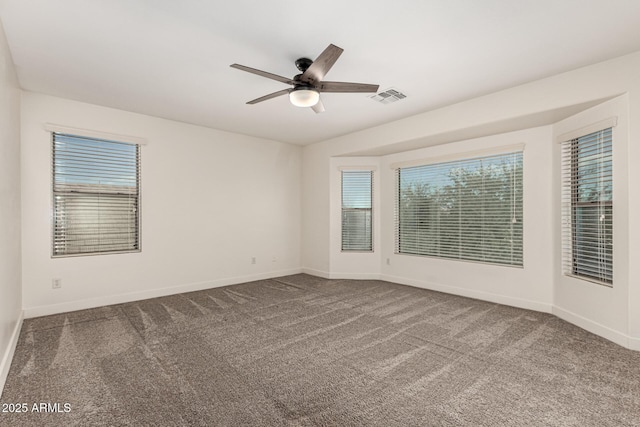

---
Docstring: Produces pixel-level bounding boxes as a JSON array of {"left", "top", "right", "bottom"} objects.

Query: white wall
[
  {"left": 0, "top": 19, "right": 22, "bottom": 393},
  {"left": 325, "top": 131, "right": 555, "bottom": 312},
  {"left": 328, "top": 157, "right": 382, "bottom": 279},
  {"left": 627, "top": 77, "right": 640, "bottom": 349},
  {"left": 380, "top": 127, "right": 554, "bottom": 312},
  {"left": 21, "top": 92, "right": 302, "bottom": 317},
  {"left": 301, "top": 146, "right": 331, "bottom": 276},
  {"left": 302, "top": 50, "right": 640, "bottom": 349},
  {"left": 552, "top": 96, "right": 630, "bottom": 346}
]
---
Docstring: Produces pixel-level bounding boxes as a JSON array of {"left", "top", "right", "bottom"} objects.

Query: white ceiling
[{"left": 1, "top": 0, "right": 640, "bottom": 145}]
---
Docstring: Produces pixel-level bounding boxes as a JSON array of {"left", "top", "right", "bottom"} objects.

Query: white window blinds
[
  {"left": 396, "top": 151, "right": 523, "bottom": 266},
  {"left": 341, "top": 170, "right": 373, "bottom": 251},
  {"left": 52, "top": 133, "right": 140, "bottom": 256},
  {"left": 561, "top": 127, "right": 613, "bottom": 285}
]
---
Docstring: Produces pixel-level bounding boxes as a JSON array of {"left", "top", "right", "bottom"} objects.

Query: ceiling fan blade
[
  {"left": 318, "top": 81, "right": 379, "bottom": 93},
  {"left": 311, "top": 99, "right": 325, "bottom": 114},
  {"left": 300, "top": 44, "right": 343, "bottom": 84},
  {"left": 247, "top": 89, "right": 290, "bottom": 104},
  {"left": 230, "top": 64, "right": 293, "bottom": 85}
]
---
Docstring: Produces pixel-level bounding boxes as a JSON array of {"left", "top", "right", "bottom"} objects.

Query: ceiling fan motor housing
[
  {"left": 295, "top": 57, "right": 313, "bottom": 72},
  {"left": 293, "top": 74, "right": 314, "bottom": 89}
]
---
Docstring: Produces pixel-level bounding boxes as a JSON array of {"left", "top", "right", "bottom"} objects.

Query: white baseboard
[
  {"left": 23, "top": 268, "right": 302, "bottom": 319},
  {"left": 303, "top": 270, "right": 389, "bottom": 280},
  {"left": 19, "top": 267, "right": 640, "bottom": 353},
  {"left": 0, "top": 310, "right": 24, "bottom": 397},
  {"left": 302, "top": 269, "right": 383, "bottom": 280},
  {"left": 552, "top": 305, "right": 631, "bottom": 349},
  {"left": 358, "top": 272, "right": 640, "bottom": 351},
  {"left": 629, "top": 336, "right": 640, "bottom": 351},
  {"left": 321, "top": 271, "right": 640, "bottom": 351},
  {"left": 380, "top": 273, "right": 554, "bottom": 313},
  {"left": 303, "top": 270, "right": 552, "bottom": 313},
  {"left": 301, "top": 267, "right": 331, "bottom": 279},
  {"left": 328, "top": 272, "right": 382, "bottom": 280}
]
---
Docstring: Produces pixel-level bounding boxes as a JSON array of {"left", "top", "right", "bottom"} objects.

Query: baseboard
[
  {"left": 552, "top": 305, "right": 630, "bottom": 349},
  {"left": 20, "top": 267, "right": 640, "bottom": 352},
  {"left": 303, "top": 270, "right": 553, "bottom": 313},
  {"left": 328, "top": 272, "right": 382, "bottom": 280},
  {"left": 325, "top": 271, "right": 640, "bottom": 351},
  {"left": 301, "top": 267, "right": 331, "bottom": 279},
  {"left": 302, "top": 269, "right": 382, "bottom": 281},
  {"left": 629, "top": 336, "right": 640, "bottom": 351},
  {"left": 23, "top": 268, "right": 302, "bottom": 319},
  {"left": 380, "top": 273, "right": 554, "bottom": 314},
  {"left": 0, "top": 310, "right": 24, "bottom": 398}
]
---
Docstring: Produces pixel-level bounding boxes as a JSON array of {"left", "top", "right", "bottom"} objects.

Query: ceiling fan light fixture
[{"left": 289, "top": 87, "right": 320, "bottom": 107}]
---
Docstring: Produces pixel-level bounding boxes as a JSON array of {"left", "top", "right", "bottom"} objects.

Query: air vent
[{"left": 369, "top": 88, "right": 407, "bottom": 104}]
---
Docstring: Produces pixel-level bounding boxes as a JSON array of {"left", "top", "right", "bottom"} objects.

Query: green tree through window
[
  {"left": 397, "top": 152, "right": 523, "bottom": 266},
  {"left": 567, "top": 128, "right": 613, "bottom": 284}
]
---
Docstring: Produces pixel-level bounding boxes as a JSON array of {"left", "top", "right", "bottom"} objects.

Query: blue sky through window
[
  {"left": 54, "top": 134, "right": 138, "bottom": 189},
  {"left": 342, "top": 171, "right": 372, "bottom": 209}
]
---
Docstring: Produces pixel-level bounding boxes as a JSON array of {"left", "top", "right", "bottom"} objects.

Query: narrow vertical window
[
  {"left": 52, "top": 133, "right": 141, "bottom": 256},
  {"left": 561, "top": 127, "right": 613, "bottom": 285},
  {"left": 341, "top": 170, "right": 373, "bottom": 251}
]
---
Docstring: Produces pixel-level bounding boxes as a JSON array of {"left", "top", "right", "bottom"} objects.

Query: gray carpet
[{"left": 1, "top": 274, "right": 640, "bottom": 426}]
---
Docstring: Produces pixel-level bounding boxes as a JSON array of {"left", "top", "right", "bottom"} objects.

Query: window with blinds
[
  {"left": 341, "top": 170, "right": 373, "bottom": 251},
  {"left": 52, "top": 133, "right": 140, "bottom": 256},
  {"left": 561, "top": 127, "right": 613, "bottom": 285},
  {"left": 396, "top": 151, "right": 523, "bottom": 266}
]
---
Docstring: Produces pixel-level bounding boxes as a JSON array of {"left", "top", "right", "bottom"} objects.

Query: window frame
[
  {"left": 562, "top": 127, "right": 613, "bottom": 286},
  {"left": 394, "top": 149, "right": 524, "bottom": 267},
  {"left": 341, "top": 169, "right": 374, "bottom": 252},
  {"left": 51, "top": 132, "right": 142, "bottom": 258}
]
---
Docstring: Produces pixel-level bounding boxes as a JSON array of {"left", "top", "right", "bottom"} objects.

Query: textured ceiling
[{"left": 2, "top": 0, "right": 640, "bottom": 145}]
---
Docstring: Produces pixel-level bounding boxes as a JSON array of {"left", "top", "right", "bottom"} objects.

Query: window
[
  {"left": 561, "top": 127, "right": 613, "bottom": 285},
  {"left": 52, "top": 133, "right": 140, "bottom": 256},
  {"left": 396, "top": 151, "right": 523, "bottom": 266},
  {"left": 341, "top": 170, "right": 373, "bottom": 251}
]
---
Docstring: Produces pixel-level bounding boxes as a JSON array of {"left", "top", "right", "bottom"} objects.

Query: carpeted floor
[{"left": 1, "top": 274, "right": 640, "bottom": 426}]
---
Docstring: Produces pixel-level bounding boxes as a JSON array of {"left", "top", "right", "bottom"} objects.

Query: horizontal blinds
[
  {"left": 561, "top": 127, "right": 613, "bottom": 285},
  {"left": 52, "top": 133, "right": 140, "bottom": 256},
  {"left": 395, "top": 151, "right": 523, "bottom": 266},
  {"left": 342, "top": 170, "right": 373, "bottom": 251}
]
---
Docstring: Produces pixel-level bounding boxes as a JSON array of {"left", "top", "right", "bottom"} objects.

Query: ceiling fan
[{"left": 230, "top": 44, "right": 379, "bottom": 113}]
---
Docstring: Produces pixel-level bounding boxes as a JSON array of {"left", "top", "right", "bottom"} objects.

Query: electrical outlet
[
  {"left": 386, "top": 258, "right": 391, "bottom": 265},
  {"left": 272, "top": 256, "right": 277, "bottom": 263},
  {"left": 251, "top": 257, "right": 256, "bottom": 265},
  {"left": 52, "top": 278, "right": 62, "bottom": 289}
]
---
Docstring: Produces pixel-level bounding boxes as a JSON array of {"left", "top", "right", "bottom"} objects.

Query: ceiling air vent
[{"left": 369, "top": 88, "right": 407, "bottom": 104}]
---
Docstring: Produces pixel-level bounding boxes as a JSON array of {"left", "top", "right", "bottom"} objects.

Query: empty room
[{"left": 1, "top": 0, "right": 640, "bottom": 425}]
